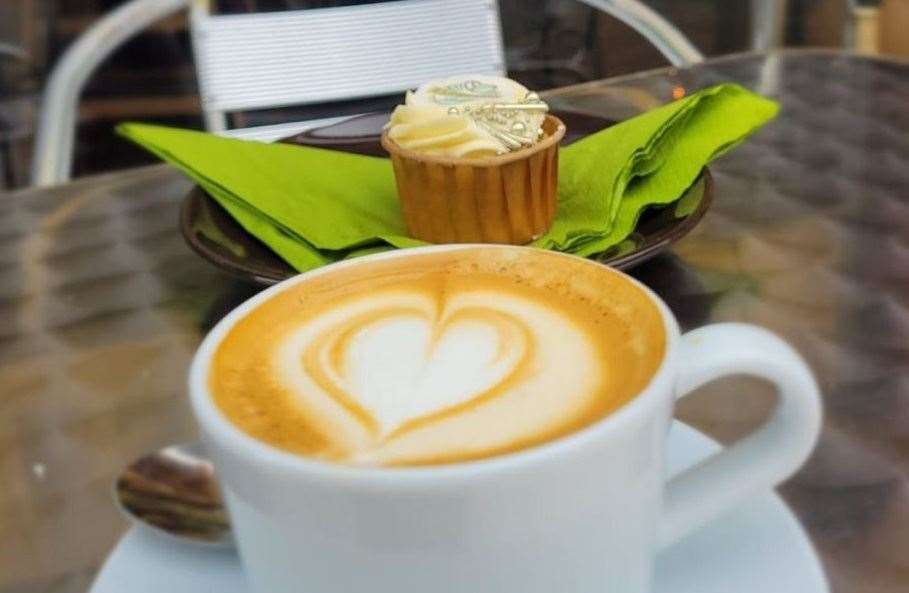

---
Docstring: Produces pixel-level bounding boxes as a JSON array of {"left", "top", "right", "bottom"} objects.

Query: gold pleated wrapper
[{"left": 382, "top": 115, "right": 566, "bottom": 245}]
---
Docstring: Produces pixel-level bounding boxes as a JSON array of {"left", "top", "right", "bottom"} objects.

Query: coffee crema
[{"left": 210, "top": 249, "right": 665, "bottom": 467}]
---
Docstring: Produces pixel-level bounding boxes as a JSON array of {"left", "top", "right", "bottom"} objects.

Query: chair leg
[
  {"left": 30, "top": 0, "right": 188, "bottom": 187},
  {"left": 751, "top": 0, "right": 789, "bottom": 51},
  {"left": 0, "top": 142, "right": 7, "bottom": 190},
  {"left": 573, "top": 0, "right": 703, "bottom": 66},
  {"left": 851, "top": 6, "right": 881, "bottom": 54}
]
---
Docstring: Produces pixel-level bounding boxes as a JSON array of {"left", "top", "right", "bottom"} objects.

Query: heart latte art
[{"left": 211, "top": 250, "right": 665, "bottom": 466}]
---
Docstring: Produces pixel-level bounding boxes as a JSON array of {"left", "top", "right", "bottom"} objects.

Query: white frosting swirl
[{"left": 386, "top": 74, "right": 547, "bottom": 158}]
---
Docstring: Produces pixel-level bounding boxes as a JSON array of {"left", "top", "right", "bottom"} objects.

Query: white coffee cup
[{"left": 189, "top": 245, "right": 822, "bottom": 593}]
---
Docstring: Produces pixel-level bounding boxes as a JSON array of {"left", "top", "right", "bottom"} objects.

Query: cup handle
[{"left": 657, "top": 323, "right": 822, "bottom": 548}]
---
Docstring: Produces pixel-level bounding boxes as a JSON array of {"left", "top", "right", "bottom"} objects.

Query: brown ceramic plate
[{"left": 180, "top": 110, "right": 713, "bottom": 285}]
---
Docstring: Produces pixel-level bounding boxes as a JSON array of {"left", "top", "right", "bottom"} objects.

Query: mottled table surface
[{"left": 3, "top": 49, "right": 908, "bottom": 593}]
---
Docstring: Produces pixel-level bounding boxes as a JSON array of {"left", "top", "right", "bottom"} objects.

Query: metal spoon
[{"left": 114, "top": 442, "right": 233, "bottom": 548}]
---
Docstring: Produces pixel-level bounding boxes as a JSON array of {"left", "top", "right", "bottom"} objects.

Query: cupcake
[{"left": 381, "top": 75, "right": 565, "bottom": 245}]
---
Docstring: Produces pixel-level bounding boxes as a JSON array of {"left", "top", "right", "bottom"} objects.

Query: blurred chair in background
[
  {"left": 752, "top": 0, "right": 790, "bottom": 50},
  {"left": 31, "top": 0, "right": 702, "bottom": 187},
  {"left": 846, "top": 0, "right": 882, "bottom": 54},
  {"left": 0, "top": 42, "right": 32, "bottom": 190}
]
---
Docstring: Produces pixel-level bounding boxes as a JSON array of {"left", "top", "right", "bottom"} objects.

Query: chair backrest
[{"left": 190, "top": 0, "right": 507, "bottom": 133}]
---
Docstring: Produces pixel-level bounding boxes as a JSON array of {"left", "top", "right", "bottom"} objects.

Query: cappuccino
[{"left": 210, "top": 249, "right": 665, "bottom": 467}]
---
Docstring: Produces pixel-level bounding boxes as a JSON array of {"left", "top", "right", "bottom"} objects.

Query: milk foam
[
  {"left": 274, "top": 288, "right": 600, "bottom": 465},
  {"left": 210, "top": 249, "right": 666, "bottom": 467}
]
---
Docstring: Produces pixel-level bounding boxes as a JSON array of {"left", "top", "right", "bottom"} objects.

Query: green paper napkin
[{"left": 118, "top": 83, "right": 777, "bottom": 272}]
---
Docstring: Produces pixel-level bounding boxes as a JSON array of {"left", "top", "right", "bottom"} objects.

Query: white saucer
[{"left": 90, "top": 423, "right": 829, "bottom": 593}]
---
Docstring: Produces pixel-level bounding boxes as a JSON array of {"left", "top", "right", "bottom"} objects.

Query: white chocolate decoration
[{"left": 385, "top": 74, "right": 548, "bottom": 158}]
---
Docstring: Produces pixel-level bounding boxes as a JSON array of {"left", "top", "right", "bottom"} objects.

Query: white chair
[{"left": 31, "top": 0, "right": 704, "bottom": 187}]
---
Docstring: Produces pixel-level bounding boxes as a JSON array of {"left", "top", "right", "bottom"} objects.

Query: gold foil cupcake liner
[{"left": 382, "top": 115, "right": 566, "bottom": 245}]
